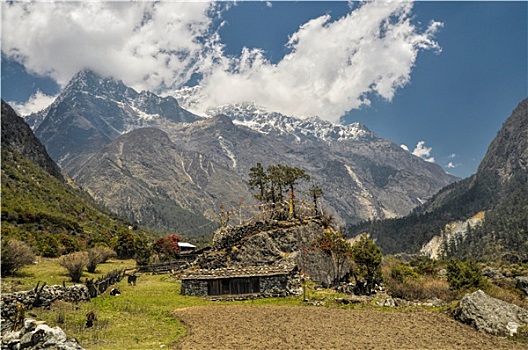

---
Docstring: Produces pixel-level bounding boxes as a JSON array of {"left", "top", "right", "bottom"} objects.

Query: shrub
[
  {"left": 59, "top": 251, "right": 89, "bottom": 282},
  {"left": 1, "top": 239, "right": 35, "bottom": 275},
  {"left": 86, "top": 246, "right": 117, "bottom": 273},
  {"left": 387, "top": 275, "right": 452, "bottom": 301},
  {"left": 36, "top": 233, "right": 60, "bottom": 257},
  {"left": 390, "top": 263, "right": 419, "bottom": 283},
  {"left": 383, "top": 258, "right": 452, "bottom": 302},
  {"left": 446, "top": 260, "right": 488, "bottom": 293}
]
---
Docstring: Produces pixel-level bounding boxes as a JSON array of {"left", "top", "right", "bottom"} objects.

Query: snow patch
[{"left": 218, "top": 135, "right": 237, "bottom": 168}]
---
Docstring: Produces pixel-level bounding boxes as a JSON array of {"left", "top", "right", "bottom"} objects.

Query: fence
[
  {"left": 85, "top": 269, "right": 125, "bottom": 298},
  {"left": 136, "top": 259, "right": 191, "bottom": 274}
]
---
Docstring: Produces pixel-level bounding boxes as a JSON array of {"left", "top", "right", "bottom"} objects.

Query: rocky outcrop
[
  {"left": 1, "top": 318, "right": 84, "bottom": 350},
  {"left": 516, "top": 277, "right": 528, "bottom": 296},
  {"left": 454, "top": 289, "right": 528, "bottom": 337},
  {"left": 1, "top": 100, "right": 64, "bottom": 182},
  {"left": 420, "top": 212, "right": 485, "bottom": 259},
  {"left": 193, "top": 218, "right": 345, "bottom": 286}
]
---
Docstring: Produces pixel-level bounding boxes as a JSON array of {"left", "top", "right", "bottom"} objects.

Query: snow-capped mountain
[
  {"left": 29, "top": 70, "right": 201, "bottom": 169},
  {"left": 207, "top": 103, "right": 374, "bottom": 142},
  {"left": 29, "top": 70, "right": 458, "bottom": 236},
  {"left": 172, "top": 86, "right": 373, "bottom": 143}
]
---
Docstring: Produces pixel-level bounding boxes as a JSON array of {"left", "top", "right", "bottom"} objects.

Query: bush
[
  {"left": 386, "top": 275, "right": 452, "bottom": 301},
  {"left": 446, "top": 260, "right": 488, "bottom": 293},
  {"left": 390, "top": 263, "right": 419, "bottom": 283},
  {"left": 36, "top": 233, "right": 60, "bottom": 257},
  {"left": 383, "top": 259, "right": 452, "bottom": 302},
  {"left": 1, "top": 239, "right": 35, "bottom": 275},
  {"left": 86, "top": 246, "right": 117, "bottom": 273},
  {"left": 59, "top": 251, "right": 89, "bottom": 282}
]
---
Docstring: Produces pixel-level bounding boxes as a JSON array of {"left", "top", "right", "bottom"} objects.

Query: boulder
[
  {"left": 454, "top": 289, "right": 528, "bottom": 337},
  {"left": 516, "top": 276, "right": 528, "bottom": 296},
  {"left": 1, "top": 318, "right": 85, "bottom": 350}
]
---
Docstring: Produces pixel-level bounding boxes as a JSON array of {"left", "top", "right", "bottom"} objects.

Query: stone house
[{"left": 180, "top": 264, "right": 300, "bottom": 297}]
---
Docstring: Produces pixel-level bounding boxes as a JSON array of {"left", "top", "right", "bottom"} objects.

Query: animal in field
[{"left": 127, "top": 274, "right": 138, "bottom": 286}]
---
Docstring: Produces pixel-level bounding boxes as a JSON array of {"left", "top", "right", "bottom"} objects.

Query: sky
[{"left": 1, "top": 0, "right": 527, "bottom": 179}]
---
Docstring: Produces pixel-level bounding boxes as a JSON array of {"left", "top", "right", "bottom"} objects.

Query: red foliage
[{"left": 153, "top": 234, "right": 181, "bottom": 260}]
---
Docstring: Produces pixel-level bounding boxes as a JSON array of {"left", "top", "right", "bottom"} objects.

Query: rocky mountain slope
[
  {"left": 2, "top": 101, "right": 64, "bottom": 181},
  {"left": 26, "top": 70, "right": 456, "bottom": 235},
  {"left": 1, "top": 101, "right": 141, "bottom": 256},
  {"left": 29, "top": 70, "right": 201, "bottom": 173},
  {"left": 350, "top": 98, "right": 528, "bottom": 259}
]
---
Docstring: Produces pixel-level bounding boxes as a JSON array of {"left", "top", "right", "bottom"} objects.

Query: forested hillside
[{"left": 348, "top": 98, "right": 528, "bottom": 261}]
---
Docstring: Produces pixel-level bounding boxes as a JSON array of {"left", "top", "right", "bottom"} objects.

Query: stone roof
[{"left": 181, "top": 264, "right": 297, "bottom": 280}]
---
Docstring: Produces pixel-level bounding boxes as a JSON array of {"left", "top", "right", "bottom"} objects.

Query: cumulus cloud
[
  {"left": 446, "top": 162, "right": 456, "bottom": 169},
  {"left": 400, "top": 144, "right": 410, "bottom": 152},
  {"left": 1, "top": 1, "right": 219, "bottom": 91},
  {"left": 2, "top": 0, "right": 442, "bottom": 123},
  {"left": 191, "top": 0, "right": 442, "bottom": 122},
  {"left": 9, "top": 91, "right": 58, "bottom": 116},
  {"left": 412, "top": 141, "right": 435, "bottom": 163}
]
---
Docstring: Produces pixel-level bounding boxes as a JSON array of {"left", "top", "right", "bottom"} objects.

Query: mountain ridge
[
  {"left": 349, "top": 97, "right": 528, "bottom": 259},
  {"left": 25, "top": 69, "right": 457, "bottom": 235}
]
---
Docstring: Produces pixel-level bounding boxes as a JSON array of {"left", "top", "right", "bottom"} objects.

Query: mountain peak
[{"left": 205, "top": 102, "right": 375, "bottom": 142}]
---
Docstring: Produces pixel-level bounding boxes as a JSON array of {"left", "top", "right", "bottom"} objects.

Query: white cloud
[
  {"left": 191, "top": 0, "right": 442, "bottom": 122},
  {"left": 1, "top": 1, "right": 219, "bottom": 91},
  {"left": 446, "top": 162, "right": 456, "bottom": 169},
  {"left": 448, "top": 153, "right": 457, "bottom": 159},
  {"left": 266, "top": 2, "right": 273, "bottom": 8},
  {"left": 2, "top": 0, "right": 441, "bottom": 123},
  {"left": 400, "top": 144, "right": 410, "bottom": 152},
  {"left": 9, "top": 91, "right": 58, "bottom": 116},
  {"left": 412, "top": 141, "right": 435, "bottom": 163}
]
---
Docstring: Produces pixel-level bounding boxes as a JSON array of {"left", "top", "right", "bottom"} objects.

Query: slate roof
[{"left": 181, "top": 264, "right": 297, "bottom": 280}]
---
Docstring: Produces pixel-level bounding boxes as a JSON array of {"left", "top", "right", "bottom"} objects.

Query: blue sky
[{"left": 1, "top": 1, "right": 527, "bottom": 179}]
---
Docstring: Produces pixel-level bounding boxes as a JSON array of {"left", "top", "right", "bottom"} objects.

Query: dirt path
[{"left": 174, "top": 305, "right": 527, "bottom": 350}]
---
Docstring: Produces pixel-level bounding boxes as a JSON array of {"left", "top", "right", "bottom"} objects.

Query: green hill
[{"left": 1, "top": 100, "right": 146, "bottom": 257}]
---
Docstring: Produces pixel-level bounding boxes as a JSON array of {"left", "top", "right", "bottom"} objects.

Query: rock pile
[
  {"left": 454, "top": 289, "right": 528, "bottom": 337},
  {"left": 1, "top": 318, "right": 84, "bottom": 350}
]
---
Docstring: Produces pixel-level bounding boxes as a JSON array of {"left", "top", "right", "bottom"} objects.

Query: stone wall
[
  {"left": 180, "top": 279, "right": 209, "bottom": 296},
  {"left": 181, "top": 270, "right": 302, "bottom": 298},
  {"left": 1, "top": 285, "right": 90, "bottom": 334}
]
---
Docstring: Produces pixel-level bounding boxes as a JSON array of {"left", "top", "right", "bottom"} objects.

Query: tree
[
  {"left": 59, "top": 252, "right": 89, "bottom": 282},
  {"left": 309, "top": 184, "right": 324, "bottom": 217},
  {"left": 1, "top": 239, "right": 35, "bottom": 275},
  {"left": 248, "top": 162, "right": 268, "bottom": 202},
  {"left": 153, "top": 234, "right": 181, "bottom": 261},
  {"left": 316, "top": 228, "right": 352, "bottom": 286},
  {"left": 266, "top": 164, "right": 284, "bottom": 206},
  {"left": 113, "top": 230, "right": 137, "bottom": 259},
  {"left": 350, "top": 234, "right": 382, "bottom": 295},
  {"left": 277, "top": 164, "right": 309, "bottom": 218}
]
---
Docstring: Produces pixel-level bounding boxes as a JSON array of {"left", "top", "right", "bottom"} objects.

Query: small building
[
  {"left": 180, "top": 264, "right": 300, "bottom": 298},
  {"left": 178, "top": 242, "right": 197, "bottom": 253}
]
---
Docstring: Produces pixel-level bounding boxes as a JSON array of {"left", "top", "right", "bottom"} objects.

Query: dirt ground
[{"left": 173, "top": 305, "right": 528, "bottom": 350}]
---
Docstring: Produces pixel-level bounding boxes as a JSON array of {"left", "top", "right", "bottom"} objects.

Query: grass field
[
  {"left": 1, "top": 258, "right": 303, "bottom": 349},
  {"left": 2, "top": 258, "right": 527, "bottom": 350}
]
